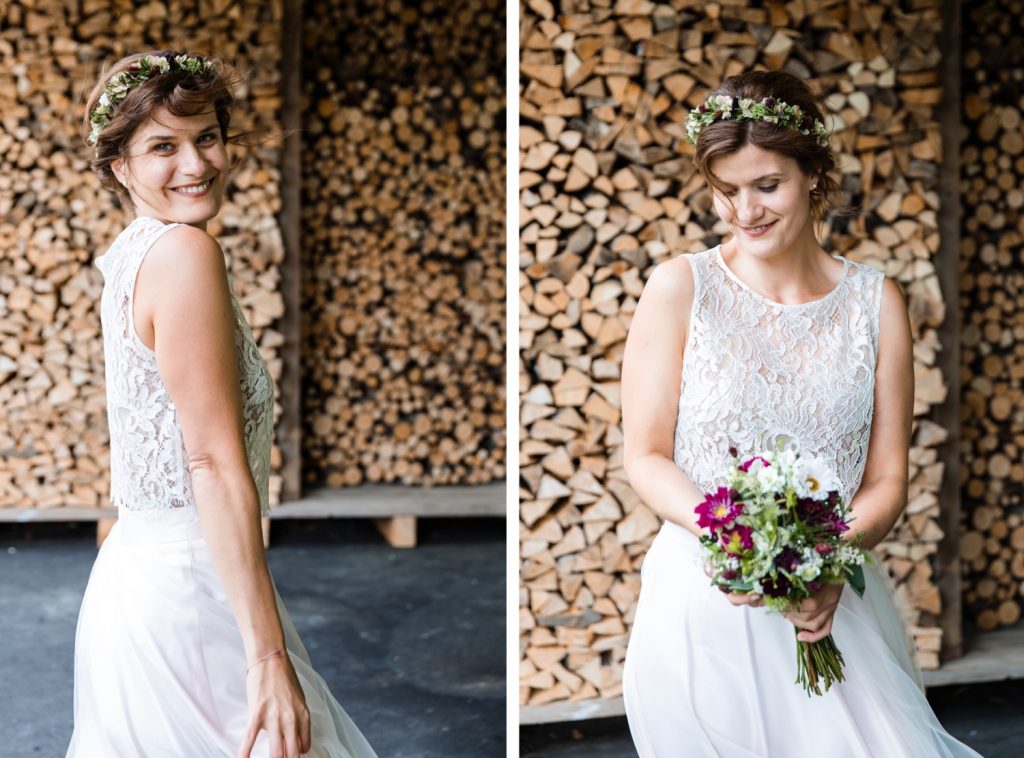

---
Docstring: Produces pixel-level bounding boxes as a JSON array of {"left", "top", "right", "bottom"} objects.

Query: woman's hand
[
  {"left": 238, "top": 653, "right": 312, "bottom": 758},
  {"left": 784, "top": 582, "right": 844, "bottom": 642}
]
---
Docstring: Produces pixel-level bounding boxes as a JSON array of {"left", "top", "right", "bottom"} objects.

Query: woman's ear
[{"left": 111, "top": 157, "right": 127, "bottom": 188}]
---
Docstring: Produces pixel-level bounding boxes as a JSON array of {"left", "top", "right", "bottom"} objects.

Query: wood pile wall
[
  {"left": 959, "top": 0, "right": 1024, "bottom": 632},
  {"left": 300, "top": 0, "right": 507, "bottom": 488},
  {"left": 519, "top": 0, "right": 952, "bottom": 708},
  {"left": 0, "top": 0, "right": 287, "bottom": 509}
]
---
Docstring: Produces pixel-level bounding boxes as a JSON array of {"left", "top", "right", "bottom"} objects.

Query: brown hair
[
  {"left": 82, "top": 50, "right": 242, "bottom": 208},
  {"left": 691, "top": 70, "right": 847, "bottom": 222}
]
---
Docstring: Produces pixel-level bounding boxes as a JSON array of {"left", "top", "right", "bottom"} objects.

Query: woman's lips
[
  {"left": 170, "top": 179, "right": 213, "bottom": 197},
  {"left": 740, "top": 220, "right": 777, "bottom": 238}
]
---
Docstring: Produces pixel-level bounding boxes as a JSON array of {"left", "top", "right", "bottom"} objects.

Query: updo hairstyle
[
  {"left": 82, "top": 50, "right": 241, "bottom": 207},
  {"left": 691, "top": 70, "right": 846, "bottom": 222}
]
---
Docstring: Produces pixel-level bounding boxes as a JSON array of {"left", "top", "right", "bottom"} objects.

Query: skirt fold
[
  {"left": 67, "top": 516, "right": 377, "bottom": 758},
  {"left": 622, "top": 521, "right": 981, "bottom": 758}
]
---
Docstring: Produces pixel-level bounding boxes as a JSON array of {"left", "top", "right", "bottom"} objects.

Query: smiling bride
[{"left": 67, "top": 51, "right": 376, "bottom": 758}]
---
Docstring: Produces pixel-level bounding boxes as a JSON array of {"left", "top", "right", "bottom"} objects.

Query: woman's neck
[{"left": 720, "top": 225, "right": 841, "bottom": 306}]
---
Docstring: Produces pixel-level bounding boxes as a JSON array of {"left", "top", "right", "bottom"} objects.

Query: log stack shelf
[
  {"left": 518, "top": 0, "right": 1024, "bottom": 720},
  {"left": 520, "top": 624, "right": 1024, "bottom": 723},
  {"left": 0, "top": 0, "right": 506, "bottom": 550}
]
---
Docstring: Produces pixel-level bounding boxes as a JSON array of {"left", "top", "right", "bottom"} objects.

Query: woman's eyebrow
[
  {"left": 144, "top": 126, "right": 218, "bottom": 143},
  {"left": 718, "top": 173, "right": 785, "bottom": 188}
]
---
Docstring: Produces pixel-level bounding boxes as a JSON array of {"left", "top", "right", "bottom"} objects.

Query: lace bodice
[
  {"left": 674, "top": 246, "right": 884, "bottom": 505},
  {"left": 95, "top": 216, "right": 275, "bottom": 523}
]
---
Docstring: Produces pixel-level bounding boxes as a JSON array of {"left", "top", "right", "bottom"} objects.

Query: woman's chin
[
  {"left": 734, "top": 237, "right": 783, "bottom": 259},
  {"left": 165, "top": 199, "right": 222, "bottom": 227}
]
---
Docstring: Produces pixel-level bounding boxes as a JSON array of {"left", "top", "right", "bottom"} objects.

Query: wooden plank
[
  {"left": 520, "top": 696, "right": 626, "bottom": 725},
  {"left": 921, "top": 628, "right": 1024, "bottom": 687},
  {"left": 278, "top": 0, "right": 304, "bottom": 503},
  {"left": 269, "top": 483, "right": 505, "bottom": 518},
  {"left": 934, "top": 0, "right": 963, "bottom": 661},
  {"left": 0, "top": 483, "right": 505, "bottom": 522},
  {"left": 0, "top": 507, "right": 119, "bottom": 522}
]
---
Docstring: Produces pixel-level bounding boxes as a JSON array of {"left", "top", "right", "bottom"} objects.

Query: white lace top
[
  {"left": 95, "top": 216, "right": 275, "bottom": 523},
  {"left": 674, "top": 246, "right": 885, "bottom": 504}
]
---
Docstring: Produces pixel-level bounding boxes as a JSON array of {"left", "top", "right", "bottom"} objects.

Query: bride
[
  {"left": 67, "top": 51, "right": 377, "bottom": 757},
  {"left": 620, "top": 70, "right": 980, "bottom": 757}
]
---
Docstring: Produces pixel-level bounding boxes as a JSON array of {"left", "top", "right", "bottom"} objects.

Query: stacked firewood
[
  {"left": 300, "top": 0, "right": 507, "bottom": 487},
  {"left": 959, "top": 1, "right": 1024, "bottom": 632},
  {"left": 0, "top": 0, "right": 286, "bottom": 509},
  {"left": 520, "top": 0, "right": 950, "bottom": 708}
]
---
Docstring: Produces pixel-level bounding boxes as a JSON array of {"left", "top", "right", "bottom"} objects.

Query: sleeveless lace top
[
  {"left": 95, "top": 216, "right": 275, "bottom": 524},
  {"left": 674, "top": 246, "right": 885, "bottom": 505}
]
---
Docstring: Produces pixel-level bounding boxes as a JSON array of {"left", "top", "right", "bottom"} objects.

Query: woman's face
[
  {"left": 708, "top": 143, "right": 816, "bottom": 259},
  {"left": 112, "top": 106, "right": 228, "bottom": 230}
]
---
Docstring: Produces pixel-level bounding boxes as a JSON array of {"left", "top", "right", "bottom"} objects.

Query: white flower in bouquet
[
  {"left": 792, "top": 454, "right": 839, "bottom": 499},
  {"left": 754, "top": 457, "right": 787, "bottom": 493}
]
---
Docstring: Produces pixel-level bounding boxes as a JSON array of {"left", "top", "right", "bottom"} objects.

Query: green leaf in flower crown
[{"left": 847, "top": 563, "right": 865, "bottom": 598}]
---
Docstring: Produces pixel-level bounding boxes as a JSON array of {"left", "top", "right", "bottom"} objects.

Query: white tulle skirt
[
  {"left": 66, "top": 514, "right": 377, "bottom": 757},
  {"left": 623, "top": 521, "right": 981, "bottom": 757}
]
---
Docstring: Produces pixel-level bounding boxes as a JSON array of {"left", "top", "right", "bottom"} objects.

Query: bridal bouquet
[{"left": 695, "top": 446, "right": 868, "bottom": 696}]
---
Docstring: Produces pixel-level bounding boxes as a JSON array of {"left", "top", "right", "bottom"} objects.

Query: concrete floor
[
  {"left": 0, "top": 517, "right": 505, "bottom": 758},
  {"left": 521, "top": 680, "right": 1024, "bottom": 757}
]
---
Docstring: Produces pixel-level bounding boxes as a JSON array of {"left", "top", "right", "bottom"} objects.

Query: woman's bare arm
[
  {"left": 621, "top": 256, "right": 707, "bottom": 536},
  {"left": 136, "top": 225, "right": 285, "bottom": 662},
  {"left": 786, "top": 278, "right": 914, "bottom": 642},
  {"left": 845, "top": 277, "right": 915, "bottom": 551}
]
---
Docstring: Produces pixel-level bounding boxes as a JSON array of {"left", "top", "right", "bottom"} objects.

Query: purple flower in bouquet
[
  {"left": 774, "top": 547, "right": 801, "bottom": 573},
  {"left": 695, "top": 487, "right": 742, "bottom": 529},
  {"left": 738, "top": 455, "right": 771, "bottom": 473},
  {"left": 825, "top": 511, "right": 850, "bottom": 535},
  {"left": 795, "top": 497, "right": 849, "bottom": 535},
  {"left": 761, "top": 573, "right": 792, "bottom": 598},
  {"left": 720, "top": 525, "right": 753, "bottom": 555}
]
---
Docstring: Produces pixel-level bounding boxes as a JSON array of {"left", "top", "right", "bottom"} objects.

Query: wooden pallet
[{"left": 0, "top": 482, "right": 505, "bottom": 550}]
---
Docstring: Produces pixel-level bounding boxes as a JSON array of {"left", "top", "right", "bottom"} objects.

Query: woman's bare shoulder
[
  {"left": 638, "top": 253, "right": 697, "bottom": 311},
  {"left": 143, "top": 224, "right": 228, "bottom": 292}
]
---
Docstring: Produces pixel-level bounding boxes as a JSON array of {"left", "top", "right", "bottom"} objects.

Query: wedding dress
[
  {"left": 622, "top": 246, "right": 980, "bottom": 757},
  {"left": 67, "top": 216, "right": 377, "bottom": 757}
]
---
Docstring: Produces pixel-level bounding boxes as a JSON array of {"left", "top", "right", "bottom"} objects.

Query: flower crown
[
  {"left": 87, "top": 53, "right": 215, "bottom": 148},
  {"left": 685, "top": 94, "right": 830, "bottom": 147}
]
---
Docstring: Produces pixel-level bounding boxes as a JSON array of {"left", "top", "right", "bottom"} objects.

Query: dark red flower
[
  {"left": 774, "top": 547, "right": 801, "bottom": 573},
  {"left": 762, "top": 573, "right": 791, "bottom": 598}
]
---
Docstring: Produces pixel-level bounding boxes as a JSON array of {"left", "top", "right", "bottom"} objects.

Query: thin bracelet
[{"left": 246, "top": 646, "right": 287, "bottom": 674}]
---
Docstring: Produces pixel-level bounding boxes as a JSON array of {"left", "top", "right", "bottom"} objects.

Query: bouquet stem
[{"left": 794, "top": 631, "right": 846, "bottom": 696}]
